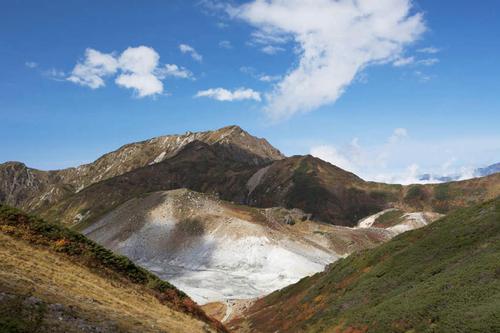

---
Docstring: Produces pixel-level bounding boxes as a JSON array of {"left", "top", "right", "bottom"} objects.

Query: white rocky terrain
[
  {"left": 357, "top": 208, "right": 443, "bottom": 234},
  {"left": 83, "top": 189, "right": 442, "bottom": 305}
]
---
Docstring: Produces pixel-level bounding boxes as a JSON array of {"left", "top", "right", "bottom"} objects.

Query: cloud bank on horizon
[
  {"left": 309, "top": 128, "right": 500, "bottom": 185},
  {"left": 230, "top": 0, "right": 426, "bottom": 119}
]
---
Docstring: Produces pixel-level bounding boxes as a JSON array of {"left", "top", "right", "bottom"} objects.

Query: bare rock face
[
  {"left": 0, "top": 162, "right": 73, "bottom": 211},
  {"left": 82, "top": 189, "right": 395, "bottom": 305}
]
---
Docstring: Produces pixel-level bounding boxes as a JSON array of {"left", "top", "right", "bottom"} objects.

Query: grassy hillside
[
  {"left": 0, "top": 205, "right": 227, "bottom": 333},
  {"left": 229, "top": 197, "right": 500, "bottom": 333}
]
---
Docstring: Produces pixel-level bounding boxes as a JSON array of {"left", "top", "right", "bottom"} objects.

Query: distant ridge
[{"left": 419, "top": 161, "right": 500, "bottom": 182}]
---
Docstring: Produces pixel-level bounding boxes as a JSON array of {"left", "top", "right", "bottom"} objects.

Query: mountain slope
[
  {"left": 3, "top": 126, "right": 499, "bottom": 228},
  {"left": 246, "top": 155, "right": 398, "bottom": 226},
  {"left": 0, "top": 162, "right": 75, "bottom": 212},
  {"left": 229, "top": 197, "right": 500, "bottom": 333},
  {"left": 38, "top": 146, "right": 500, "bottom": 228},
  {"left": 246, "top": 155, "right": 500, "bottom": 225},
  {"left": 0, "top": 125, "right": 283, "bottom": 212},
  {"left": 80, "top": 189, "right": 403, "bottom": 305},
  {"left": 41, "top": 140, "right": 263, "bottom": 226},
  {"left": 0, "top": 205, "right": 227, "bottom": 333}
]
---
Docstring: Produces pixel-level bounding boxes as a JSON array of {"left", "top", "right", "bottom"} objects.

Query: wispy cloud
[
  {"left": 260, "top": 45, "right": 285, "bottom": 55},
  {"left": 230, "top": 0, "right": 426, "bottom": 120},
  {"left": 25, "top": 61, "right": 38, "bottom": 69},
  {"left": 157, "top": 64, "right": 193, "bottom": 79},
  {"left": 218, "top": 40, "right": 232, "bottom": 49},
  {"left": 195, "top": 87, "right": 261, "bottom": 102},
  {"left": 43, "top": 68, "right": 67, "bottom": 81},
  {"left": 417, "top": 58, "right": 439, "bottom": 66},
  {"left": 240, "top": 66, "right": 281, "bottom": 82},
  {"left": 389, "top": 128, "right": 408, "bottom": 144},
  {"left": 393, "top": 56, "right": 415, "bottom": 67},
  {"left": 259, "top": 74, "right": 281, "bottom": 82},
  {"left": 67, "top": 46, "right": 191, "bottom": 97},
  {"left": 414, "top": 70, "right": 432, "bottom": 82},
  {"left": 418, "top": 47, "right": 440, "bottom": 54},
  {"left": 216, "top": 21, "right": 229, "bottom": 29},
  {"left": 179, "top": 43, "right": 203, "bottom": 62}
]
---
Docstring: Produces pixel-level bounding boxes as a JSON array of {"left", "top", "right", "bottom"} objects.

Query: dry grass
[
  {"left": 0, "top": 233, "right": 218, "bottom": 333},
  {"left": 202, "top": 302, "right": 228, "bottom": 322}
]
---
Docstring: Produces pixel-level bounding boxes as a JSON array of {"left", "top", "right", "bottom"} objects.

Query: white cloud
[
  {"left": 195, "top": 87, "right": 261, "bottom": 102},
  {"left": 311, "top": 128, "right": 414, "bottom": 183},
  {"left": 157, "top": 64, "right": 193, "bottom": 79},
  {"left": 67, "top": 46, "right": 191, "bottom": 97},
  {"left": 25, "top": 61, "right": 38, "bottom": 68},
  {"left": 115, "top": 46, "right": 163, "bottom": 97},
  {"left": 179, "top": 43, "right": 203, "bottom": 62},
  {"left": 231, "top": 0, "right": 426, "bottom": 119},
  {"left": 118, "top": 46, "right": 158, "bottom": 74},
  {"left": 115, "top": 73, "right": 163, "bottom": 97},
  {"left": 393, "top": 56, "right": 415, "bottom": 67},
  {"left": 418, "top": 46, "right": 440, "bottom": 54},
  {"left": 310, "top": 145, "right": 355, "bottom": 172},
  {"left": 67, "top": 48, "right": 118, "bottom": 89},
  {"left": 219, "top": 40, "right": 232, "bottom": 49}
]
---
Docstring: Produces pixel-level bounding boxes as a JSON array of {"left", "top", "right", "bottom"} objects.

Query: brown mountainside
[
  {"left": 246, "top": 155, "right": 500, "bottom": 226},
  {"left": 0, "top": 125, "right": 283, "bottom": 212},
  {"left": 1, "top": 126, "right": 499, "bottom": 228},
  {"left": 41, "top": 140, "right": 263, "bottom": 226}
]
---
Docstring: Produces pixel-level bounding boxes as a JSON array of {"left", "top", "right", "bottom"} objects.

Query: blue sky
[{"left": 1, "top": 0, "right": 499, "bottom": 183}]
